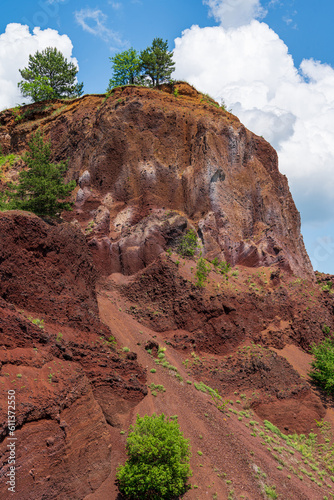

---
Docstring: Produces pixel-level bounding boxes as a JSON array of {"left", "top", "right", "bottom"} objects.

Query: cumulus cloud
[
  {"left": 173, "top": 7, "right": 334, "bottom": 229},
  {"left": 75, "top": 8, "right": 124, "bottom": 45},
  {"left": 0, "top": 23, "right": 77, "bottom": 110},
  {"left": 204, "top": 0, "right": 267, "bottom": 28}
]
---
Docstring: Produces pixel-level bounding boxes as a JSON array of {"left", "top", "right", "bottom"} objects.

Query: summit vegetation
[
  {"left": 107, "top": 38, "right": 175, "bottom": 90},
  {"left": 18, "top": 47, "right": 84, "bottom": 102}
]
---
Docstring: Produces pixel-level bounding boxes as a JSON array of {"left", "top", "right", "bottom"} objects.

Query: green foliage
[
  {"left": 263, "top": 421, "right": 288, "bottom": 441},
  {"left": 105, "top": 335, "right": 116, "bottom": 348},
  {"left": 107, "top": 48, "right": 142, "bottom": 90},
  {"left": 264, "top": 419, "right": 319, "bottom": 459},
  {"left": 196, "top": 257, "right": 211, "bottom": 287},
  {"left": 149, "top": 383, "right": 166, "bottom": 393},
  {"left": 200, "top": 93, "right": 220, "bottom": 109},
  {"left": 323, "top": 324, "right": 331, "bottom": 335},
  {"left": 264, "top": 485, "right": 278, "bottom": 499},
  {"left": 194, "top": 381, "right": 211, "bottom": 393},
  {"left": 0, "top": 152, "right": 18, "bottom": 177},
  {"left": 322, "top": 281, "right": 333, "bottom": 293},
  {"left": 212, "top": 257, "right": 231, "bottom": 275},
  {"left": 107, "top": 39, "right": 175, "bottom": 90},
  {"left": 140, "top": 38, "right": 175, "bottom": 86},
  {"left": 309, "top": 333, "right": 334, "bottom": 393},
  {"left": 28, "top": 317, "right": 44, "bottom": 329},
  {"left": 177, "top": 229, "right": 198, "bottom": 257},
  {"left": 55, "top": 332, "right": 63, "bottom": 343},
  {"left": 116, "top": 413, "right": 192, "bottom": 499},
  {"left": 0, "top": 131, "right": 75, "bottom": 217},
  {"left": 18, "top": 47, "right": 83, "bottom": 102}
]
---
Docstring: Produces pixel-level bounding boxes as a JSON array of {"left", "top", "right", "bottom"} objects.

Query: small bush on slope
[
  {"left": 117, "top": 413, "right": 192, "bottom": 499},
  {"left": 177, "top": 229, "right": 199, "bottom": 257},
  {"left": 309, "top": 333, "right": 334, "bottom": 394}
]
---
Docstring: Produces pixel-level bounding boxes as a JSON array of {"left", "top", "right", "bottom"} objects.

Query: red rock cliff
[{"left": 0, "top": 82, "right": 313, "bottom": 279}]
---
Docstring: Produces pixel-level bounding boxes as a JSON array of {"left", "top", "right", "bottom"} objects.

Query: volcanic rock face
[
  {"left": 1, "top": 83, "right": 313, "bottom": 279},
  {"left": 1, "top": 83, "right": 329, "bottom": 500},
  {"left": 0, "top": 211, "right": 99, "bottom": 330},
  {"left": 0, "top": 213, "right": 147, "bottom": 500}
]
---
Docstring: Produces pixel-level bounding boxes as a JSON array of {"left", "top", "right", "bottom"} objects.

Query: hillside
[{"left": 0, "top": 83, "right": 334, "bottom": 499}]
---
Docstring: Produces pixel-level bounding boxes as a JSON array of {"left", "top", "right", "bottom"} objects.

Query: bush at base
[{"left": 116, "top": 413, "right": 192, "bottom": 499}]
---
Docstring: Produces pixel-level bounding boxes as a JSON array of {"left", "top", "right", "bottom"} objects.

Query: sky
[{"left": 1, "top": 0, "right": 334, "bottom": 273}]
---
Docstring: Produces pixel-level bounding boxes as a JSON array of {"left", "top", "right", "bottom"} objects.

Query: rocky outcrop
[
  {"left": 0, "top": 214, "right": 147, "bottom": 499},
  {"left": 0, "top": 211, "right": 100, "bottom": 331},
  {"left": 0, "top": 83, "right": 313, "bottom": 279},
  {"left": 115, "top": 254, "right": 334, "bottom": 352}
]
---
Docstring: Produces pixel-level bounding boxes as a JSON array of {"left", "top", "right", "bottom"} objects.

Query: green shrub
[
  {"left": 0, "top": 152, "right": 18, "bottom": 176},
  {"left": 264, "top": 484, "right": 278, "bottom": 499},
  {"left": 177, "top": 229, "right": 198, "bottom": 257},
  {"left": 107, "top": 335, "right": 117, "bottom": 347},
  {"left": 29, "top": 317, "right": 44, "bottom": 329},
  {"left": 309, "top": 334, "right": 334, "bottom": 393},
  {"left": 117, "top": 413, "right": 192, "bottom": 499},
  {"left": 323, "top": 324, "right": 331, "bottom": 335},
  {"left": 322, "top": 282, "right": 333, "bottom": 293},
  {"left": 149, "top": 383, "right": 166, "bottom": 393},
  {"left": 56, "top": 332, "right": 63, "bottom": 343},
  {"left": 212, "top": 257, "right": 231, "bottom": 275},
  {"left": 196, "top": 257, "right": 211, "bottom": 287}
]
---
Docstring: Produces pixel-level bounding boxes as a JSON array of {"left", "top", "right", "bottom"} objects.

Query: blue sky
[
  {"left": 0, "top": 0, "right": 217, "bottom": 93},
  {"left": 2, "top": 0, "right": 334, "bottom": 94},
  {"left": 1, "top": 0, "right": 334, "bottom": 273}
]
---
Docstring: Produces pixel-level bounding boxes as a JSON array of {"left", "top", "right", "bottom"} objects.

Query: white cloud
[
  {"left": 173, "top": 12, "right": 334, "bottom": 226},
  {"left": 0, "top": 23, "right": 77, "bottom": 110},
  {"left": 204, "top": 0, "right": 267, "bottom": 28},
  {"left": 75, "top": 8, "right": 123, "bottom": 45},
  {"left": 109, "top": 2, "right": 122, "bottom": 9}
]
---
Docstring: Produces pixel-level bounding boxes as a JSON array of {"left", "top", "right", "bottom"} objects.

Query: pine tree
[
  {"left": 2, "top": 131, "right": 76, "bottom": 217},
  {"left": 139, "top": 38, "right": 175, "bottom": 86},
  {"left": 18, "top": 47, "right": 83, "bottom": 102}
]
